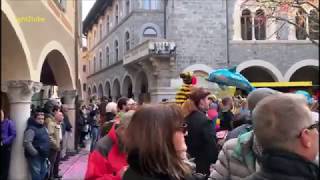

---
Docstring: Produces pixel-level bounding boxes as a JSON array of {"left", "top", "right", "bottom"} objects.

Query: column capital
[
  {"left": 6, "top": 80, "right": 42, "bottom": 103},
  {"left": 58, "top": 90, "right": 77, "bottom": 98},
  {"left": 58, "top": 90, "right": 77, "bottom": 105}
]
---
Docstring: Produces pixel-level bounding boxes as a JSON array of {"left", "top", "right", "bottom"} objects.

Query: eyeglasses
[
  {"left": 298, "top": 122, "right": 319, "bottom": 137},
  {"left": 178, "top": 123, "right": 188, "bottom": 136}
]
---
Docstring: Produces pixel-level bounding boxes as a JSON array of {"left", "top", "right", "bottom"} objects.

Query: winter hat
[{"left": 247, "top": 88, "right": 281, "bottom": 111}]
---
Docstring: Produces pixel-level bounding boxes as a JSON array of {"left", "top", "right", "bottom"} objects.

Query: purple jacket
[{"left": 1, "top": 119, "right": 16, "bottom": 145}]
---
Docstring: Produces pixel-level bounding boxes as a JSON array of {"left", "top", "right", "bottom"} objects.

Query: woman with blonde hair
[{"left": 123, "top": 104, "right": 202, "bottom": 180}]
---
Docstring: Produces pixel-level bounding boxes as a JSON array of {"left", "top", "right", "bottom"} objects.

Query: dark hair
[
  {"left": 222, "top": 97, "right": 233, "bottom": 106},
  {"left": 117, "top": 97, "right": 129, "bottom": 111},
  {"left": 189, "top": 87, "right": 211, "bottom": 107},
  {"left": 125, "top": 104, "right": 191, "bottom": 179},
  {"left": 33, "top": 110, "right": 45, "bottom": 118},
  {"left": 53, "top": 105, "right": 60, "bottom": 112}
]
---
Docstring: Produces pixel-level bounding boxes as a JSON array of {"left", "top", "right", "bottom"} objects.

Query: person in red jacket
[{"left": 85, "top": 110, "right": 135, "bottom": 180}]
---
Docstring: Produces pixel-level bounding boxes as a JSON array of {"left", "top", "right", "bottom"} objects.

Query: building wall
[
  {"left": 166, "top": 0, "right": 228, "bottom": 75},
  {"left": 83, "top": 0, "right": 319, "bottom": 102}
]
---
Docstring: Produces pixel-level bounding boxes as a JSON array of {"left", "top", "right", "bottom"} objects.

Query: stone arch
[
  {"left": 104, "top": 80, "right": 111, "bottom": 99},
  {"left": 88, "top": 87, "right": 92, "bottom": 97},
  {"left": 284, "top": 60, "right": 319, "bottom": 85},
  {"left": 140, "top": 23, "right": 161, "bottom": 41},
  {"left": 1, "top": 7, "right": 32, "bottom": 82},
  {"left": 98, "top": 83, "right": 104, "bottom": 98},
  {"left": 93, "top": 85, "right": 97, "bottom": 95},
  {"left": 284, "top": 60, "right": 319, "bottom": 82},
  {"left": 122, "top": 75, "right": 133, "bottom": 98},
  {"left": 182, "top": 64, "right": 212, "bottom": 74},
  {"left": 37, "top": 41, "right": 75, "bottom": 90},
  {"left": 237, "top": 60, "right": 284, "bottom": 82},
  {"left": 135, "top": 70, "right": 150, "bottom": 103},
  {"left": 112, "top": 79, "right": 121, "bottom": 100}
]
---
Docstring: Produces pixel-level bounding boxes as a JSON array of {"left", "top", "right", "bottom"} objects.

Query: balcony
[{"left": 123, "top": 39, "right": 176, "bottom": 66}]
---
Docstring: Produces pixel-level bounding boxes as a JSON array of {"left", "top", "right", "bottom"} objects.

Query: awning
[{"left": 251, "top": 81, "right": 313, "bottom": 87}]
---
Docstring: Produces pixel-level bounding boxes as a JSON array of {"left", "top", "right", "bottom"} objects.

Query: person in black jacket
[
  {"left": 219, "top": 96, "right": 234, "bottom": 131},
  {"left": 61, "top": 105, "right": 73, "bottom": 160},
  {"left": 182, "top": 87, "right": 218, "bottom": 176},
  {"left": 24, "top": 111, "right": 50, "bottom": 180},
  {"left": 246, "top": 94, "right": 319, "bottom": 180}
]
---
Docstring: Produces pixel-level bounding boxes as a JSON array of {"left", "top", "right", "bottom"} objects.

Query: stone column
[
  {"left": 59, "top": 90, "right": 77, "bottom": 151},
  {"left": 6, "top": 80, "right": 42, "bottom": 180}
]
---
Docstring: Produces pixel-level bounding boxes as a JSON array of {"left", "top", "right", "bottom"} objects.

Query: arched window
[
  {"left": 241, "top": 9, "right": 252, "bottom": 40},
  {"left": 106, "top": 46, "right": 110, "bottom": 66},
  {"left": 106, "top": 16, "right": 110, "bottom": 33},
  {"left": 143, "top": 27, "right": 157, "bottom": 37},
  {"left": 115, "top": 5, "right": 119, "bottom": 25},
  {"left": 143, "top": 0, "right": 159, "bottom": 10},
  {"left": 93, "top": 30, "right": 97, "bottom": 44},
  {"left": 308, "top": 9, "right": 319, "bottom": 40},
  {"left": 126, "top": 0, "right": 130, "bottom": 15},
  {"left": 115, "top": 40, "right": 119, "bottom": 62},
  {"left": 88, "top": 61, "right": 91, "bottom": 74},
  {"left": 93, "top": 56, "right": 96, "bottom": 72},
  {"left": 99, "top": 51, "right": 102, "bottom": 69},
  {"left": 125, "top": 32, "right": 130, "bottom": 51},
  {"left": 254, "top": 9, "right": 266, "bottom": 40},
  {"left": 99, "top": 23, "right": 102, "bottom": 39},
  {"left": 296, "top": 8, "right": 307, "bottom": 40}
]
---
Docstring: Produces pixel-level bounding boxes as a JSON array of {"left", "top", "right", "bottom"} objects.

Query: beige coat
[
  {"left": 209, "top": 131, "right": 260, "bottom": 180},
  {"left": 46, "top": 116, "right": 61, "bottom": 151}
]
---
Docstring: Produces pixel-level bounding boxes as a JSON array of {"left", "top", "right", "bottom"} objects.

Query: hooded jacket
[
  {"left": 85, "top": 125, "right": 127, "bottom": 180},
  {"left": 245, "top": 149, "right": 319, "bottom": 180},
  {"left": 209, "top": 131, "right": 261, "bottom": 180}
]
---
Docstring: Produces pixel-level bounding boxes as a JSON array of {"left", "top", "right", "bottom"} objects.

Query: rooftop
[{"left": 82, "top": 0, "right": 113, "bottom": 35}]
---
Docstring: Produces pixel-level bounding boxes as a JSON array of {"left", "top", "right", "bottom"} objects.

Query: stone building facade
[
  {"left": 83, "top": 0, "right": 319, "bottom": 103},
  {"left": 1, "top": 0, "right": 81, "bottom": 179}
]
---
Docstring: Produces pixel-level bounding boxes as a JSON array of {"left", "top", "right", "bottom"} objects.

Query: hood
[{"left": 231, "top": 131, "right": 256, "bottom": 172}]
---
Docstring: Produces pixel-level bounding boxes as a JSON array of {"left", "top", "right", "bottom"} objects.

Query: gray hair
[
  {"left": 247, "top": 88, "right": 280, "bottom": 111},
  {"left": 252, "top": 93, "right": 312, "bottom": 150}
]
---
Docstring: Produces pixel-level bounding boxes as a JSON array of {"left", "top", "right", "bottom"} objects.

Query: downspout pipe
[
  {"left": 164, "top": 0, "right": 168, "bottom": 39},
  {"left": 226, "top": 0, "right": 230, "bottom": 66}
]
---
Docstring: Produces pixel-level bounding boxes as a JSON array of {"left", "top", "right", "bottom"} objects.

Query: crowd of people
[
  {"left": 83, "top": 87, "right": 319, "bottom": 180},
  {"left": 1, "top": 86, "right": 319, "bottom": 180}
]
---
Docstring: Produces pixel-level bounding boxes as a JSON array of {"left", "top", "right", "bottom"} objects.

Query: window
[
  {"left": 106, "top": 16, "right": 110, "bottom": 33},
  {"left": 115, "top": 40, "right": 119, "bottom": 62},
  {"left": 83, "top": 65, "right": 86, "bottom": 72},
  {"left": 254, "top": 9, "right": 266, "bottom": 40},
  {"left": 93, "top": 31, "right": 97, "bottom": 44},
  {"left": 126, "top": 0, "right": 130, "bottom": 15},
  {"left": 296, "top": 8, "right": 307, "bottom": 40},
  {"left": 143, "top": 27, "right": 157, "bottom": 37},
  {"left": 88, "top": 61, "right": 91, "bottom": 74},
  {"left": 143, "top": 0, "right": 159, "bottom": 10},
  {"left": 100, "top": 24, "right": 103, "bottom": 39},
  {"left": 56, "top": 0, "right": 66, "bottom": 11},
  {"left": 93, "top": 56, "right": 96, "bottom": 72},
  {"left": 115, "top": 5, "right": 119, "bottom": 25},
  {"left": 106, "top": 46, "right": 110, "bottom": 65},
  {"left": 308, "top": 9, "right": 319, "bottom": 40},
  {"left": 241, "top": 9, "right": 252, "bottom": 40},
  {"left": 99, "top": 51, "right": 102, "bottom": 69},
  {"left": 83, "top": 83, "right": 87, "bottom": 92},
  {"left": 125, "top": 32, "right": 130, "bottom": 51}
]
